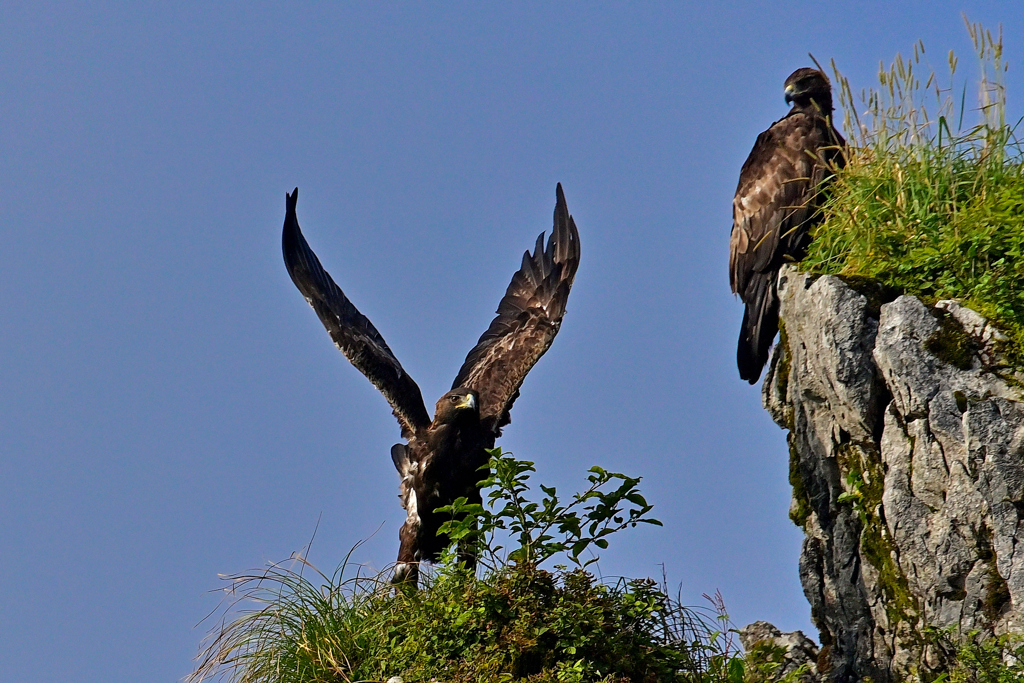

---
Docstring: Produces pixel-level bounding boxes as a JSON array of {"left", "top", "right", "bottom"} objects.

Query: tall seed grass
[
  {"left": 803, "top": 19, "right": 1024, "bottom": 364},
  {"left": 190, "top": 549, "right": 390, "bottom": 683}
]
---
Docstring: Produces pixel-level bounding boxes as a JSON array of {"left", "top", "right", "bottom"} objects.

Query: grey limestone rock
[
  {"left": 762, "top": 266, "right": 1024, "bottom": 682},
  {"left": 739, "top": 620, "right": 820, "bottom": 682}
]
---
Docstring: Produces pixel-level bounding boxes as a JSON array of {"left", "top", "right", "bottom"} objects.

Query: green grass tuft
[{"left": 803, "top": 19, "right": 1024, "bottom": 367}]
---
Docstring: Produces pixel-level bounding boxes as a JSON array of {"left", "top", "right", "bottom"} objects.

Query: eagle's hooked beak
[
  {"left": 784, "top": 84, "right": 796, "bottom": 105},
  {"left": 459, "top": 393, "right": 477, "bottom": 411}
]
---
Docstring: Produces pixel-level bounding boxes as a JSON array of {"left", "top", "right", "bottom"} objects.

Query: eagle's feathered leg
[
  {"left": 391, "top": 443, "right": 421, "bottom": 585},
  {"left": 394, "top": 527, "right": 420, "bottom": 585}
]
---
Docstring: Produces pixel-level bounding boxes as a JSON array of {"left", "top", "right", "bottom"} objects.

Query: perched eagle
[
  {"left": 730, "top": 68, "right": 846, "bottom": 383},
  {"left": 283, "top": 184, "right": 580, "bottom": 583}
]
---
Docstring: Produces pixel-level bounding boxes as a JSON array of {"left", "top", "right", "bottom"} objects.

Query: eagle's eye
[{"left": 449, "top": 395, "right": 460, "bottom": 403}]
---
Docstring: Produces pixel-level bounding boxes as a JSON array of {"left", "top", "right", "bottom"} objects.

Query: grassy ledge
[
  {"left": 190, "top": 449, "right": 753, "bottom": 683},
  {"left": 803, "top": 19, "right": 1024, "bottom": 368}
]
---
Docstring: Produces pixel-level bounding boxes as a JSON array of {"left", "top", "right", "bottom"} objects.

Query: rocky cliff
[{"left": 751, "top": 266, "right": 1024, "bottom": 682}]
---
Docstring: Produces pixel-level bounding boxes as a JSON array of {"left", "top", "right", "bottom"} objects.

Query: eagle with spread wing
[
  {"left": 283, "top": 184, "right": 580, "bottom": 583},
  {"left": 730, "top": 68, "right": 846, "bottom": 383}
]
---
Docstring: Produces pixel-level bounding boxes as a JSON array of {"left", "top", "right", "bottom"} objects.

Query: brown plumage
[
  {"left": 283, "top": 184, "right": 580, "bottom": 583},
  {"left": 730, "top": 67, "right": 846, "bottom": 383}
]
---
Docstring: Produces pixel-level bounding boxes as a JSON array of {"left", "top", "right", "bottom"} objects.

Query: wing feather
[
  {"left": 730, "top": 110, "right": 846, "bottom": 382},
  {"left": 730, "top": 113, "right": 846, "bottom": 294},
  {"left": 731, "top": 119, "right": 807, "bottom": 293},
  {"left": 282, "top": 188, "right": 431, "bottom": 438},
  {"left": 451, "top": 183, "right": 581, "bottom": 436}
]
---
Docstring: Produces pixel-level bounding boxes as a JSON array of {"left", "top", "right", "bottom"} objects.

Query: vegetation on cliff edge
[{"left": 803, "top": 20, "right": 1024, "bottom": 366}]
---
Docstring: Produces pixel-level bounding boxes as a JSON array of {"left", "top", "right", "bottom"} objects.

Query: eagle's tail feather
[{"left": 737, "top": 274, "right": 779, "bottom": 385}]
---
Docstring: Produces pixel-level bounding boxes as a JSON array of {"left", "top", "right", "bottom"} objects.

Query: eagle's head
[
  {"left": 784, "top": 68, "right": 833, "bottom": 111},
  {"left": 433, "top": 388, "right": 480, "bottom": 424}
]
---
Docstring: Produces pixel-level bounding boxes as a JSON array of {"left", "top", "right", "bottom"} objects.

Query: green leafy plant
[
  {"left": 436, "top": 448, "right": 662, "bottom": 571},
  {"left": 836, "top": 470, "right": 865, "bottom": 508},
  {"left": 923, "top": 629, "right": 1024, "bottom": 683},
  {"left": 803, "top": 18, "right": 1024, "bottom": 365}
]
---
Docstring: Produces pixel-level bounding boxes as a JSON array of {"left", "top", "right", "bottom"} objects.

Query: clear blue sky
[{"left": 2, "top": 3, "right": 1021, "bottom": 681}]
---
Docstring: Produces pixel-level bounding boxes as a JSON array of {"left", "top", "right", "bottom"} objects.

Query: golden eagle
[
  {"left": 283, "top": 185, "right": 580, "bottom": 583},
  {"left": 730, "top": 68, "right": 846, "bottom": 383}
]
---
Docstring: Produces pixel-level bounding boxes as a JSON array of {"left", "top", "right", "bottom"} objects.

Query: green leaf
[
  {"left": 625, "top": 493, "right": 648, "bottom": 507},
  {"left": 727, "top": 656, "right": 745, "bottom": 683}
]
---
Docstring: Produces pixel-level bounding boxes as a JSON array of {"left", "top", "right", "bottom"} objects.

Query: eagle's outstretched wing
[
  {"left": 730, "top": 113, "right": 845, "bottom": 382},
  {"left": 282, "top": 188, "right": 431, "bottom": 438},
  {"left": 451, "top": 183, "right": 580, "bottom": 437}
]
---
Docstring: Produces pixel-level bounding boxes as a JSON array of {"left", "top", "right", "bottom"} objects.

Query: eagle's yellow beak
[
  {"left": 459, "top": 393, "right": 477, "bottom": 410},
  {"left": 784, "top": 83, "right": 797, "bottom": 104}
]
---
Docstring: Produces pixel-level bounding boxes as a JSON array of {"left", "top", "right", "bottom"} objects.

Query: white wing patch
[{"left": 405, "top": 489, "right": 420, "bottom": 527}]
